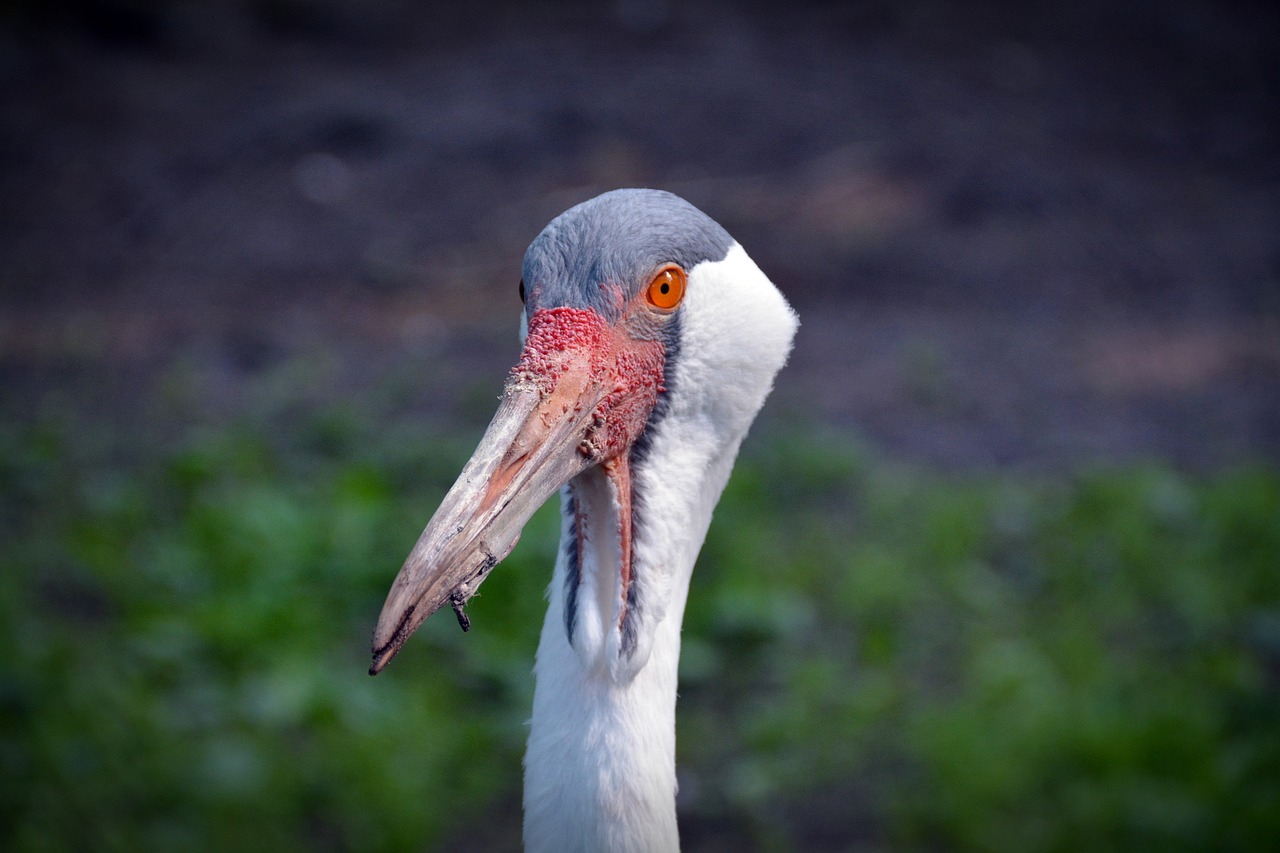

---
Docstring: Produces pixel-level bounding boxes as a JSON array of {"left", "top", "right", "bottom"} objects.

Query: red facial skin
[
  {"left": 512, "top": 304, "right": 667, "bottom": 465},
  {"left": 509, "top": 299, "right": 671, "bottom": 631}
]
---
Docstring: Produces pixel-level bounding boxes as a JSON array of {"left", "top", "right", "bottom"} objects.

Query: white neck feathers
[{"left": 522, "top": 243, "right": 798, "bottom": 852}]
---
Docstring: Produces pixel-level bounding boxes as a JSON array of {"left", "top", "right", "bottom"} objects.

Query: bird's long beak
[
  {"left": 370, "top": 378, "right": 597, "bottom": 674},
  {"left": 370, "top": 307, "right": 665, "bottom": 675}
]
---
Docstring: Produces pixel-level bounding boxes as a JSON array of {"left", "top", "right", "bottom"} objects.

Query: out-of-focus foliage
[
  {"left": 680, "top": 436, "right": 1280, "bottom": 852},
  {"left": 1, "top": 408, "right": 1277, "bottom": 852}
]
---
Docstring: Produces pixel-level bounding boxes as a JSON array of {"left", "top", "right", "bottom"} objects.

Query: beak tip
[
  {"left": 369, "top": 639, "right": 399, "bottom": 675},
  {"left": 369, "top": 602, "right": 417, "bottom": 676}
]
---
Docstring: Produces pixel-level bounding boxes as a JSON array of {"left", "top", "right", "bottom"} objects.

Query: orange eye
[{"left": 646, "top": 265, "right": 686, "bottom": 310}]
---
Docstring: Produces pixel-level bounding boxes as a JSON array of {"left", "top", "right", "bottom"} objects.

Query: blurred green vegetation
[{"left": 1, "top": 400, "right": 1277, "bottom": 852}]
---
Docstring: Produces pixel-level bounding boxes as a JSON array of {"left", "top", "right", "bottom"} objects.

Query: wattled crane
[{"left": 370, "top": 189, "right": 798, "bottom": 852}]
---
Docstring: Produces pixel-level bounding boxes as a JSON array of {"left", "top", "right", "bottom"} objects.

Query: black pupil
[{"left": 660, "top": 282, "right": 670, "bottom": 295}]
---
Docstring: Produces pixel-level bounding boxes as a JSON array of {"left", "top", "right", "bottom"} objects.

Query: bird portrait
[
  {"left": 7, "top": 4, "right": 1276, "bottom": 851},
  {"left": 370, "top": 189, "right": 797, "bottom": 851}
]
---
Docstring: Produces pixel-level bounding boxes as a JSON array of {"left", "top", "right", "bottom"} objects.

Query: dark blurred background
[
  {"left": 1, "top": 1, "right": 1277, "bottom": 851},
  {"left": 5, "top": 0, "right": 1277, "bottom": 465}
]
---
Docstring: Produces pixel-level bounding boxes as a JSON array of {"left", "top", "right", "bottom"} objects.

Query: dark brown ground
[{"left": 1, "top": 0, "right": 1277, "bottom": 467}]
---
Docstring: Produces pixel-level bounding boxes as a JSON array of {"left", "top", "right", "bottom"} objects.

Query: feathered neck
[{"left": 521, "top": 244, "right": 798, "bottom": 852}]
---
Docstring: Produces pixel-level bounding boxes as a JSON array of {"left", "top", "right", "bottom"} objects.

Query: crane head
[{"left": 370, "top": 189, "right": 794, "bottom": 675}]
